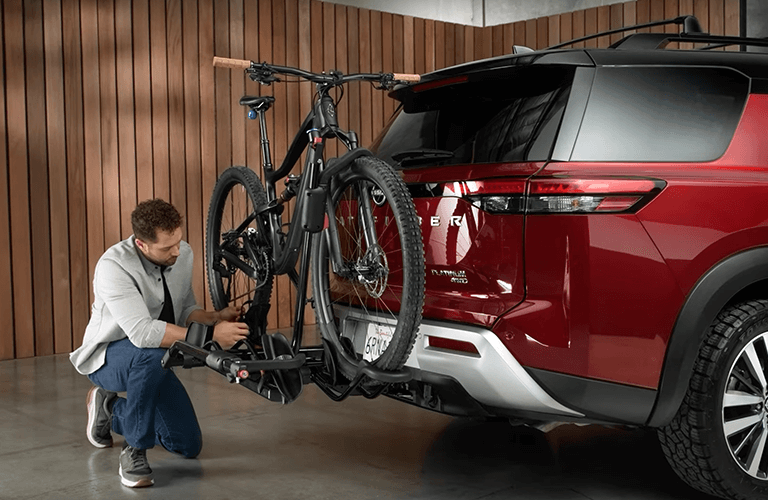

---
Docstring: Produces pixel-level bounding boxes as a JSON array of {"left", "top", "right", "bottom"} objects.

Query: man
[{"left": 70, "top": 199, "right": 249, "bottom": 488}]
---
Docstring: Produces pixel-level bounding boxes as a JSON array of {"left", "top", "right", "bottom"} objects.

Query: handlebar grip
[
  {"left": 213, "top": 56, "right": 252, "bottom": 70},
  {"left": 392, "top": 73, "right": 421, "bottom": 83}
]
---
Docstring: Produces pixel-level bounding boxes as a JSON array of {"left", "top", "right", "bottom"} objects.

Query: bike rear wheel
[
  {"left": 311, "top": 156, "right": 424, "bottom": 382},
  {"left": 206, "top": 166, "right": 273, "bottom": 340}
]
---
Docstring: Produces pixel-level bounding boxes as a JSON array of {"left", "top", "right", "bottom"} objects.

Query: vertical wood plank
[
  {"left": 43, "top": 0, "right": 73, "bottom": 354},
  {"left": 229, "top": 0, "right": 246, "bottom": 168},
  {"left": 116, "top": 0, "right": 137, "bottom": 239},
  {"left": 560, "top": 12, "right": 572, "bottom": 47},
  {"left": 150, "top": 0, "right": 170, "bottom": 199},
  {"left": 444, "top": 22, "right": 455, "bottom": 67},
  {"left": 724, "top": 0, "right": 739, "bottom": 43},
  {"left": 133, "top": 0, "right": 154, "bottom": 203},
  {"left": 0, "top": 2, "right": 13, "bottom": 359},
  {"left": 81, "top": 0, "right": 105, "bottom": 311},
  {"left": 167, "top": 0, "right": 187, "bottom": 234},
  {"left": 665, "top": 0, "right": 681, "bottom": 48},
  {"left": 710, "top": 0, "right": 725, "bottom": 35},
  {"left": 650, "top": 0, "right": 665, "bottom": 31},
  {"left": 536, "top": 16, "right": 548, "bottom": 50},
  {"left": 322, "top": 2, "right": 336, "bottom": 158},
  {"left": 26, "top": 0, "right": 54, "bottom": 356},
  {"left": 370, "top": 9, "right": 384, "bottom": 131},
  {"left": 597, "top": 5, "right": 611, "bottom": 46},
  {"left": 63, "top": 0, "right": 89, "bottom": 348},
  {"left": 381, "top": 13, "right": 394, "bottom": 117},
  {"left": 525, "top": 19, "right": 536, "bottom": 49},
  {"left": 200, "top": 0, "right": 216, "bottom": 310},
  {"left": 359, "top": 8, "right": 373, "bottom": 145},
  {"left": 347, "top": 6, "right": 361, "bottom": 144},
  {"left": 637, "top": 0, "right": 651, "bottom": 31},
  {"left": 414, "top": 17, "right": 426, "bottom": 74},
  {"left": 610, "top": 3, "right": 624, "bottom": 44},
  {"left": 182, "top": 0, "right": 204, "bottom": 309},
  {"left": 480, "top": 26, "right": 492, "bottom": 59},
  {"left": 455, "top": 24, "right": 466, "bottom": 63},
  {"left": 403, "top": 15, "right": 415, "bottom": 73},
  {"left": 23, "top": 0, "right": 53, "bottom": 356},
  {"left": 492, "top": 25, "right": 504, "bottom": 56},
  {"left": 513, "top": 20, "right": 526, "bottom": 49},
  {"left": 572, "top": 10, "right": 585, "bottom": 48},
  {"left": 584, "top": 8, "right": 597, "bottom": 47},
  {"left": 216, "top": 0, "right": 232, "bottom": 181},
  {"left": 6, "top": 0, "right": 35, "bottom": 358},
  {"left": 693, "top": 0, "right": 709, "bottom": 36},
  {"left": 548, "top": 15, "right": 560, "bottom": 48},
  {"left": 465, "top": 24, "right": 474, "bottom": 59},
  {"left": 502, "top": 22, "right": 513, "bottom": 54},
  {"left": 624, "top": 1, "right": 637, "bottom": 36},
  {"left": 425, "top": 19, "right": 435, "bottom": 72},
  {"left": 98, "top": 0, "right": 121, "bottom": 249},
  {"left": 393, "top": 15, "right": 404, "bottom": 72}
]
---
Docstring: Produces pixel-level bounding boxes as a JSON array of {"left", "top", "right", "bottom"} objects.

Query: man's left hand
[{"left": 217, "top": 305, "right": 243, "bottom": 323}]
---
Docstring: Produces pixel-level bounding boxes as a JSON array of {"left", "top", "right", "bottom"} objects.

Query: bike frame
[{"left": 236, "top": 79, "right": 376, "bottom": 353}]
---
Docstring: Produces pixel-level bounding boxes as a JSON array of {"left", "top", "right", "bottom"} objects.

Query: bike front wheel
[
  {"left": 206, "top": 166, "right": 273, "bottom": 340},
  {"left": 311, "top": 156, "right": 424, "bottom": 381}
]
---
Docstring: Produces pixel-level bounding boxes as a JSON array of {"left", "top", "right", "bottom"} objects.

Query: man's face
[{"left": 136, "top": 227, "right": 183, "bottom": 267}]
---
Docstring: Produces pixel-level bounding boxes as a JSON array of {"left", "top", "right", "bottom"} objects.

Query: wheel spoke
[
  {"left": 743, "top": 342, "right": 768, "bottom": 392},
  {"left": 724, "top": 390, "right": 763, "bottom": 408},
  {"left": 724, "top": 413, "right": 762, "bottom": 437},
  {"left": 746, "top": 425, "right": 768, "bottom": 476}
]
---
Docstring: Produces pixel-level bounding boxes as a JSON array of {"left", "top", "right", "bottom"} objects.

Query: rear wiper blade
[{"left": 391, "top": 149, "right": 454, "bottom": 165}]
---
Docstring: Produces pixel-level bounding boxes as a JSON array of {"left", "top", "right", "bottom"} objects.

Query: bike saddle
[
  {"left": 239, "top": 95, "right": 275, "bottom": 111},
  {"left": 261, "top": 333, "right": 303, "bottom": 403}
]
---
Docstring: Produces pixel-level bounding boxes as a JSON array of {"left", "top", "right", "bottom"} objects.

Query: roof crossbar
[{"left": 546, "top": 15, "right": 703, "bottom": 50}]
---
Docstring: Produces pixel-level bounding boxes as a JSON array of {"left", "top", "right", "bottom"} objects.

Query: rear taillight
[{"left": 457, "top": 177, "right": 665, "bottom": 214}]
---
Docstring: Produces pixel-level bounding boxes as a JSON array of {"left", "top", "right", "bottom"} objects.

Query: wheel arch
[{"left": 647, "top": 246, "right": 768, "bottom": 427}]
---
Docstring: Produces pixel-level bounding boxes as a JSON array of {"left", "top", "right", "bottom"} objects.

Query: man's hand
[
  {"left": 217, "top": 304, "right": 243, "bottom": 323},
  {"left": 212, "top": 321, "right": 250, "bottom": 349}
]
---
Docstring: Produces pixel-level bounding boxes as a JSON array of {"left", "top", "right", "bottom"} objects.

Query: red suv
[{"left": 362, "top": 16, "right": 768, "bottom": 500}]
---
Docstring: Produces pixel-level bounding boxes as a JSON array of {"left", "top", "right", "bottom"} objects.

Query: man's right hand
[{"left": 212, "top": 321, "right": 250, "bottom": 349}]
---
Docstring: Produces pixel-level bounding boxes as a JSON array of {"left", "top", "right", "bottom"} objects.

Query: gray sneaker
[
  {"left": 86, "top": 386, "right": 117, "bottom": 448},
  {"left": 119, "top": 445, "right": 154, "bottom": 488}
]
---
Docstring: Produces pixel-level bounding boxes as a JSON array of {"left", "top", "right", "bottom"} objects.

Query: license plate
[{"left": 363, "top": 323, "right": 394, "bottom": 362}]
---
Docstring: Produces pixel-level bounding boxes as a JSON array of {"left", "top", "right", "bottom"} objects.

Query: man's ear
[{"left": 135, "top": 239, "right": 145, "bottom": 250}]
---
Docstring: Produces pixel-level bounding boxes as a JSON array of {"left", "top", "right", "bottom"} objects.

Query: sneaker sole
[
  {"left": 86, "top": 386, "right": 111, "bottom": 448},
  {"left": 119, "top": 465, "right": 154, "bottom": 488}
]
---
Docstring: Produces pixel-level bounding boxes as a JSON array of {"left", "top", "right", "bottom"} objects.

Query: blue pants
[{"left": 88, "top": 338, "right": 202, "bottom": 457}]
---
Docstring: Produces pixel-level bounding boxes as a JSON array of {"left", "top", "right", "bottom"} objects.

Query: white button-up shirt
[{"left": 70, "top": 235, "right": 200, "bottom": 375}]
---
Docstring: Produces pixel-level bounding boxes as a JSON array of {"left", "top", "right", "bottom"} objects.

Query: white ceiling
[{"left": 320, "top": 0, "right": 628, "bottom": 27}]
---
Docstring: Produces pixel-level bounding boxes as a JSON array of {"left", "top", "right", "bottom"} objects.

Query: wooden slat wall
[{"left": 0, "top": 0, "right": 741, "bottom": 359}]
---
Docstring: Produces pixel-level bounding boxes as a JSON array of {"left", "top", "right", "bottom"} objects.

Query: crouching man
[{"left": 70, "top": 199, "right": 249, "bottom": 487}]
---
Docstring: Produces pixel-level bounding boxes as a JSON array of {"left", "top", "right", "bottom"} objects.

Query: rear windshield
[
  {"left": 371, "top": 66, "right": 576, "bottom": 168},
  {"left": 571, "top": 66, "right": 749, "bottom": 162}
]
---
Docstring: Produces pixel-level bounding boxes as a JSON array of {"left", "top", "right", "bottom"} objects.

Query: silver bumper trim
[{"left": 338, "top": 308, "right": 583, "bottom": 417}]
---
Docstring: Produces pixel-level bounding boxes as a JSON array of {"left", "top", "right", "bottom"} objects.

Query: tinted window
[
  {"left": 371, "top": 66, "right": 575, "bottom": 167},
  {"left": 571, "top": 67, "right": 748, "bottom": 162}
]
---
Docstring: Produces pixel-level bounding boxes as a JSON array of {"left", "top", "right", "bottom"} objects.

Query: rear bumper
[{"left": 338, "top": 307, "right": 582, "bottom": 418}]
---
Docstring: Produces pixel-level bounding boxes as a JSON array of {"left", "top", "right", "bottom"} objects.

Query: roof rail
[
  {"left": 547, "top": 15, "right": 703, "bottom": 50},
  {"left": 610, "top": 32, "right": 768, "bottom": 51}
]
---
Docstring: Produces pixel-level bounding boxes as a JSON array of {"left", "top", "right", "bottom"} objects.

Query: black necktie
[{"left": 159, "top": 266, "right": 175, "bottom": 324}]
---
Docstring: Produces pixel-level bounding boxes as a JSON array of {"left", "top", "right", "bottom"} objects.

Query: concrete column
[{"left": 745, "top": 0, "right": 768, "bottom": 51}]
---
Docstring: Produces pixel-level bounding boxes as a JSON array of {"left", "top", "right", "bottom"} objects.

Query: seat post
[{"left": 257, "top": 108, "right": 273, "bottom": 175}]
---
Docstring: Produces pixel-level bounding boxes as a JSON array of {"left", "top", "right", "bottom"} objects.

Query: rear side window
[
  {"left": 571, "top": 66, "right": 748, "bottom": 162},
  {"left": 372, "top": 66, "right": 575, "bottom": 168}
]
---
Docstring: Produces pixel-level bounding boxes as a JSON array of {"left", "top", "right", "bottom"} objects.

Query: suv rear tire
[{"left": 658, "top": 299, "right": 768, "bottom": 500}]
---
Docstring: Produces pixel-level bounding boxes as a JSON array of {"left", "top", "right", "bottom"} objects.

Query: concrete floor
[{"left": 0, "top": 344, "right": 713, "bottom": 500}]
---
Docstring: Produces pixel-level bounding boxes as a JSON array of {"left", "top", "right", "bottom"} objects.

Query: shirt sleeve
[
  {"left": 178, "top": 284, "right": 201, "bottom": 327},
  {"left": 94, "top": 257, "right": 167, "bottom": 348}
]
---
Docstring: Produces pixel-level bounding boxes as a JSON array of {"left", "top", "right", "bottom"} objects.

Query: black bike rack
[{"left": 161, "top": 335, "right": 414, "bottom": 405}]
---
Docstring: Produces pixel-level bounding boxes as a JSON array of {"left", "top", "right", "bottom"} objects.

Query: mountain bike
[{"left": 163, "top": 57, "right": 424, "bottom": 404}]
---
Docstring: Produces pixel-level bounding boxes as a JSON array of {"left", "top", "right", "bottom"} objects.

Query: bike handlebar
[{"left": 213, "top": 56, "right": 421, "bottom": 87}]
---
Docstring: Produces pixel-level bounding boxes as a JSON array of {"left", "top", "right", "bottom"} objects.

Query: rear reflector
[{"left": 427, "top": 336, "right": 480, "bottom": 356}]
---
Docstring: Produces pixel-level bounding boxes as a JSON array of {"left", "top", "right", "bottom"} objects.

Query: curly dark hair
[{"left": 131, "top": 199, "right": 183, "bottom": 242}]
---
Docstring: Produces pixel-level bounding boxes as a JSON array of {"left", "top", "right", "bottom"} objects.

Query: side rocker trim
[{"left": 647, "top": 246, "right": 768, "bottom": 427}]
